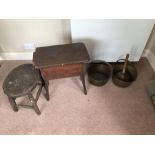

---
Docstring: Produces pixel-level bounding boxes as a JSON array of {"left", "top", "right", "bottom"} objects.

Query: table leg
[
  {"left": 80, "top": 65, "right": 87, "bottom": 95},
  {"left": 81, "top": 74, "right": 87, "bottom": 95},
  {"left": 43, "top": 79, "right": 50, "bottom": 101},
  {"left": 39, "top": 70, "right": 50, "bottom": 101},
  {"left": 8, "top": 97, "right": 18, "bottom": 112}
]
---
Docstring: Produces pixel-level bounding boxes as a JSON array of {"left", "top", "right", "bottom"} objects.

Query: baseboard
[
  {"left": 0, "top": 52, "right": 33, "bottom": 60},
  {"left": 146, "top": 50, "right": 155, "bottom": 72},
  {"left": 1, "top": 51, "right": 155, "bottom": 72}
]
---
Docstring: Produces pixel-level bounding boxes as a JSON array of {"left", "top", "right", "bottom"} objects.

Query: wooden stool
[
  {"left": 33, "top": 43, "right": 90, "bottom": 96},
  {"left": 3, "top": 64, "right": 49, "bottom": 115}
]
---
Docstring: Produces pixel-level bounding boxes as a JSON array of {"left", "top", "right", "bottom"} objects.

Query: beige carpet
[{"left": 0, "top": 58, "right": 155, "bottom": 135}]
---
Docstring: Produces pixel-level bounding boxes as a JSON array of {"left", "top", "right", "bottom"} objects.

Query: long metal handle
[{"left": 122, "top": 54, "right": 129, "bottom": 74}]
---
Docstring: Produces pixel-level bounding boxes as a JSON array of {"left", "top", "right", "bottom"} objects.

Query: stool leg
[
  {"left": 38, "top": 69, "right": 50, "bottom": 101},
  {"left": 44, "top": 80, "right": 50, "bottom": 101},
  {"left": 80, "top": 73, "right": 87, "bottom": 95},
  {"left": 35, "top": 84, "right": 42, "bottom": 103},
  {"left": 80, "top": 64, "right": 87, "bottom": 95},
  {"left": 8, "top": 97, "right": 18, "bottom": 112},
  {"left": 28, "top": 93, "right": 41, "bottom": 115},
  {"left": 41, "top": 79, "right": 50, "bottom": 101}
]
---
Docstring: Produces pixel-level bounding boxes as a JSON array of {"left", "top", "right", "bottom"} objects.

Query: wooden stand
[{"left": 33, "top": 43, "right": 90, "bottom": 98}]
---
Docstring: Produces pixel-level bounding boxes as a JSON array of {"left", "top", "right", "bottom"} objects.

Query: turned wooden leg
[
  {"left": 8, "top": 97, "right": 18, "bottom": 112},
  {"left": 35, "top": 84, "right": 42, "bottom": 102},
  {"left": 28, "top": 93, "right": 41, "bottom": 115}
]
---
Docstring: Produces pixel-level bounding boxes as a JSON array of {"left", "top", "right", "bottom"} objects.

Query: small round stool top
[{"left": 3, "top": 64, "right": 40, "bottom": 98}]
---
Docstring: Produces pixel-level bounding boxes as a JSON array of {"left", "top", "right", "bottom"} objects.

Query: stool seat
[
  {"left": 3, "top": 63, "right": 49, "bottom": 115},
  {"left": 3, "top": 64, "right": 41, "bottom": 98}
]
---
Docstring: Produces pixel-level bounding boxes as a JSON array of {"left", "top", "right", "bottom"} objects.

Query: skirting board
[
  {"left": 145, "top": 50, "right": 155, "bottom": 72},
  {"left": 0, "top": 52, "right": 33, "bottom": 60},
  {"left": 1, "top": 51, "right": 155, "bottom": 72}
]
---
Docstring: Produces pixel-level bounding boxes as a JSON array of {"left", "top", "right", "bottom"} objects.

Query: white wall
[
  {"left": 145, "top": 24, "right": 155, "bottom": 56},
  {"left": 71, "top": 19, "right": 155, "bottom": 62},
  {"left": 144, "top": 24, "right": 155, "bottom": 71},
  {"left": 1, "top": 19, "right": 154, "bottom": 62},
  {"left": 0, "top": 19, "right": 71, "bottom": 60}
]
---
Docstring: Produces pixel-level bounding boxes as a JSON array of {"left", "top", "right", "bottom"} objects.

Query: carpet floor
[{"left": 0, "top": 58, "right": 155, "bottom": 135}]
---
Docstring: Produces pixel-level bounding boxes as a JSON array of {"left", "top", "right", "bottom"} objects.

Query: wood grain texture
[
  {"left": 33, "top": 43, "right": 90, "bottom": 68},
  {"left": 33, "top": 43, "right": 90, "bottom": 95},
  {"left": 41, "top": 63, "right": 83, "bottom": 80}
]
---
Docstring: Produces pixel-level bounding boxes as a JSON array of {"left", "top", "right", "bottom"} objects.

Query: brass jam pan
[
  {"left": 88, "top": 60, "right": 111, "bottom": 86},
  {"left": 112, "top": 60, "right": 137, "bottom": 88}
]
